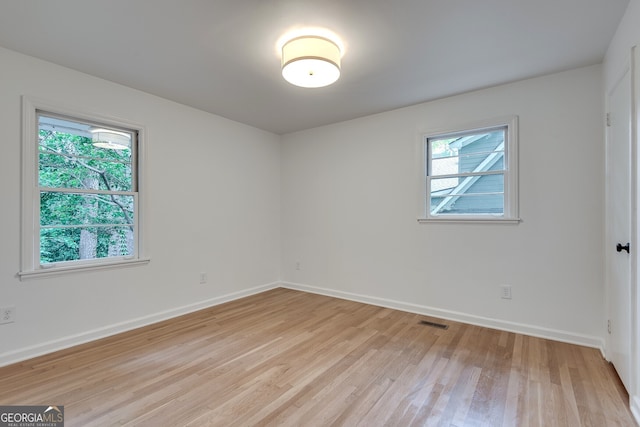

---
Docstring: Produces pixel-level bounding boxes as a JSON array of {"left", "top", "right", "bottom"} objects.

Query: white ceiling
[{"left": 0, "top": 0, "right": 629, "bottom": 134}]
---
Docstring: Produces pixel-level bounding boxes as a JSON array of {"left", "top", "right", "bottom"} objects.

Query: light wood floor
[{"left": 0, "top": 288, "right": 636, "bottom": 426}]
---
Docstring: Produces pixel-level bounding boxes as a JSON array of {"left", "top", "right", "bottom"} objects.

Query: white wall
[
  {"left": 281, "top": 65, "right": 605, "bottom": 347},
  {"left": 0, "top": 47, "right": 281, "bottom": 365},
  {"left": 605, "top": 0, "right": 640, "bottom": 89},
  {"left": 604, "top": 0, "right": 640, "bottom": 421}
]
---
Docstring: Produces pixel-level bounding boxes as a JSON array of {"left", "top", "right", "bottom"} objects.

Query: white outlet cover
[
  {"left": 0, "top": 306, "right": 16, "bottom": 324},
  {"left": 500, "top": 285, "right": 512, "bottom": 299}
]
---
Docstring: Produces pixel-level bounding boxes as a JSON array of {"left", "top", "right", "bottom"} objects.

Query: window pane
[
  {"left": 430, "top": 176, "right": 459, "bottom": 193},
  {"left": 430, "top": 155, "right": 459, "bottom": 177},
  {"left": 39, "top": 152, "right": 132, "bottom": 191},
  {"left": 37, "top": 114, "right": 138, "bottom": 266},
  {"left": 430, "top": 137, "right": 458, "bottom": 159},
  {"left": 455, "top": 129, "right": 504, "bottom": 154},
  {"left": 40, "top": 225, "right": 134, "bottom": 264},
  {"left": 429, "top": 174, "right": 504, "bottom": 194},
  {"left": 429, "top": 129, "right": 505, "bottom": 176},
  {"left": 429, "top": 174, "right": 504, "bottom": 215},
  {"left": 430, "top": 193, "right": 504, "bottom": 215},
  {"left": 423, "top": 120, "right": 517, "bottom": 220},
  {"left": 38, "top": 114, "right": 133, "bottom": 193},
  {"left": 41, "top": 192, "right": 134, "bottom": 226}
]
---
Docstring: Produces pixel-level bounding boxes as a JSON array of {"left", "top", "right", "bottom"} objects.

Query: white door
[{"left": 607, "top": 63, "right": 633, "bottom": 393}]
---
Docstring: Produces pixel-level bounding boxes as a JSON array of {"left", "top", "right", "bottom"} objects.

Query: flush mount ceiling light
[
  {"left": 91, "top": 128, "right": 131, "bottom": 150},
  {"left": 281, "top": 35, "right": 341, "bottom": 88}
]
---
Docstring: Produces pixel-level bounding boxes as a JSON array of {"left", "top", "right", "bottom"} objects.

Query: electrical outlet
[
  {"left": 295, "top": 261, "right": 301, "bottom": 270},
  {"left": 199, "top": 272, "right": 208, "bottom": 284},
  {"left": 0, "top": 306, "right": 16, "bottom": 324},
  {"left": 500, "top": 285, "right": 512, "bottom": 300}
]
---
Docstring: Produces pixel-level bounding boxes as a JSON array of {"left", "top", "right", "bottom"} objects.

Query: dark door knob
[{"left": 617, "top": 243, "right": 630, "bottom": 253}]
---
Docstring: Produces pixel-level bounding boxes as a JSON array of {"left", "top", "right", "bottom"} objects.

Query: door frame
[
  {"left": 605, "top": 45, "right": 639, "bottom": 417},
  {"left": 632, "top": 44, "right": 640, "bottom": 422}
]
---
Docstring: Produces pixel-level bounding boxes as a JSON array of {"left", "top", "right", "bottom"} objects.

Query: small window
[
  {"left": 20, "top": 97, "right": 148, "bottom": 278},
  {"left": 420, "top": 116, "right": 519, "bottom": 223}
]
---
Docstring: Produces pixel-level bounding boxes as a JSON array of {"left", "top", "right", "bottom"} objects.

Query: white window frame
[
  {"left": 19, "top": 96, "right": 150, "bottom": 280},
  {"left": 418, "top": 116, "right": 520, "bottom": 223}
]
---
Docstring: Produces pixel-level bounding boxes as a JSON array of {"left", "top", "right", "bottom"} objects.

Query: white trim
[
  {"left": 418, "top": 217, "right": 521, "bottom": 224},
  {"left": 281, "top": 281, "right": 605, "bottom": 350},
  {"left": 633, "top": 44, "right": 640, "bottom": 424},
  {"left": 631, "top": 394, "right": 640, "bottom": 426},
  {"left": 604, "top": 47, "right": 638, "bottom": 397},
  {"left": 21, "top": 96, "right": 38, "bottom": 277},
  {"left": 0, "top": 281, "right": 607, "bottom": 371},
  {"left": 20, "top": 96, "right": 149, "bottom": 278},
  {"left": 0, "top": 281, "right": 280, "bottom": 367},
  {"left": 18, "top": 257, "right": 151, "bottom": 280},
  {"left": 39, "top": 187, "right": 136, "bottom": 196}
]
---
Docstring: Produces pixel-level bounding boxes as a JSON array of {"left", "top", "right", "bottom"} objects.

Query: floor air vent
[{"left": 420, "top": 320, "right": 449, "bottom": 330}]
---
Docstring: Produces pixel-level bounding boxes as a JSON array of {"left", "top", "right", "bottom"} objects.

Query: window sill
[
  {"left": 18, "top": 257, "right": 150, "bottom": 281},
  {"left": 418, "top": 217, "right": 521, "bottom": 224}
]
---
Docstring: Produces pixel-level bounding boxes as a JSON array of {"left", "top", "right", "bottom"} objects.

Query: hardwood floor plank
[{"left": 0, "top": 288, "right": 636, "bottom": 426}]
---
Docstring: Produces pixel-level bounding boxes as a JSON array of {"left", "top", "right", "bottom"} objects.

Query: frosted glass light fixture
[
  {"left": 281, "top": 35, "right": 341, "bottom": 88},
  {"left": 91, "top": 128, "right": 131, "bottom": 150}
]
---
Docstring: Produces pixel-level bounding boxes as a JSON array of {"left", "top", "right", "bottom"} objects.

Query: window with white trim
[
  {"left": 20, "top": 97, "right": 148, "bottom": 278},
  {"left": 420, "top": 116, "right": 519, "bottom": 222}
]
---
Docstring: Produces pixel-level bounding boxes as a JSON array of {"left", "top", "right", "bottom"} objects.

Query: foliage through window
[
  {"left": 422, "top": 117, "right": 519, "bottom": 222},
  {"left": 36, "top": 113, "right": 138, "bottom": 265}
]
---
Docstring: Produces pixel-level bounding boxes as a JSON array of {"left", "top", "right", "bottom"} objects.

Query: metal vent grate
[{"left": 420, "top": 320, "right": 449, "bottom": 330}]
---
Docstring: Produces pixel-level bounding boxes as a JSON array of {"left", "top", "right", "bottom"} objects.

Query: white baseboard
[
  {"left": 1, "top": 281, "right": 607, "bottom": 368},
  {"left": 0, "top": 282, "right": 280, "bottom": 368},
  {"left": 281, "top": 281, "right": 605, "bottom": 350},
  {"left": 631, "top": 395, "right": 640, "bottom": 426}
]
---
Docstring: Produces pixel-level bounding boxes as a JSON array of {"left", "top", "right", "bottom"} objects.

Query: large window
[
  {"left": 420, "top": 116, "right": 519, "bottom": 223},
  {"left": 20, "top": 97, "right": 148, "bottom": 278}
]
